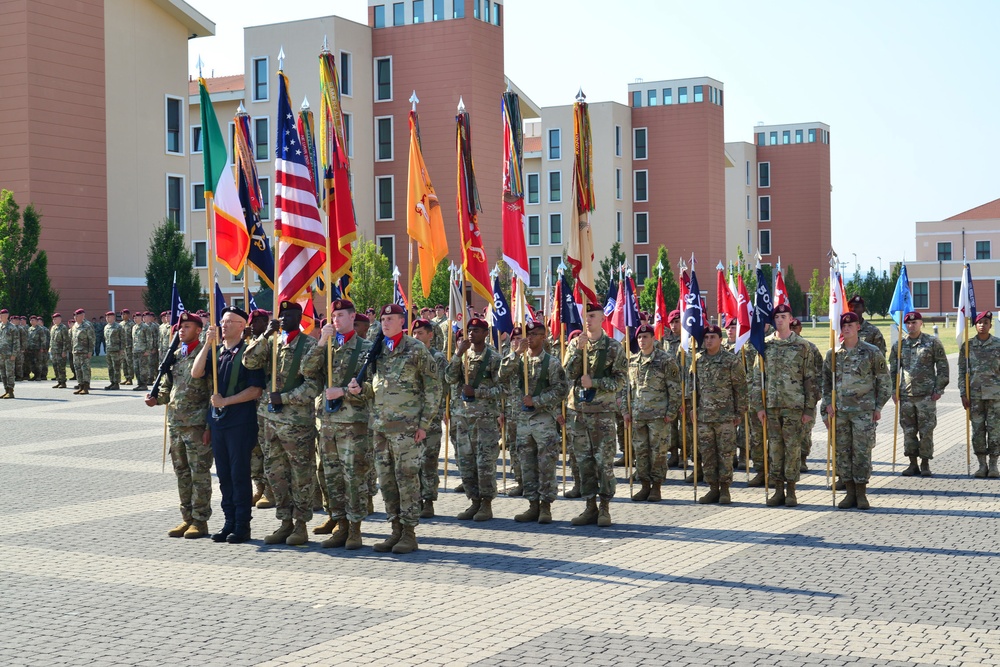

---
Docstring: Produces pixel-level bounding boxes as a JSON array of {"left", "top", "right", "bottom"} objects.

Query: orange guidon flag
[{"left": 406, "top": 110, "right": 448, "bottom": 297}]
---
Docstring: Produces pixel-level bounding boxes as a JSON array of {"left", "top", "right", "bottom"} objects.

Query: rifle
[
  {"left": 148, "top": 332, "right": 181, "bottom": 400},
  {"left": 326, "top": 330, "right": 386, "bottom": 413}
]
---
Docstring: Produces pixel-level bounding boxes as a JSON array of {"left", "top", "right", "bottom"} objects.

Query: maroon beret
[
  {"left": 668, "top": 309, "right": 680, "bottom": 323},
  {"left": 568, "top": 329, "right": 582, "bottom": 341},
  {"left": 411, "top": 318, "right": 433, "bottom": 331},
  {"left": 704, "top": 324, "right": 723, "bottom": 337},
  {"left": 105, "top": 311, "right": 115, "bottom": 317},
  {"left": 635, "top": 323, "right": 655, "bottom": 336},
  {"left": 52, "top": 312, "right": 61, "bottom": 318},
  {"left": 524, "top": 321, "right": 545, "bottom": 334},
  {"left": 354, "top": 313, "right": 370, "bottom": 323},
  {"left": 976, "top": 311, "right": 992, "bottom": 323},
  {"left": 381, "top": 304, "right": 405, "bottom": 316},
  {"left": 848, "top": 295, "right": 864, "bottom": 306},
  {"left": 790, "top": 318, "right": 802, "bottom": 327},
  {"left": 840, "top": 312, "right": 859, "bottom": 326},
  {"left": 467, "top": 317, "right": 489, "bottom": 330},
  {"left": 586, "top": 302, "right": 603, "bottom": 313},
  {"left": 74, "top": 308, "right": 85, "bottom": 316},
  {"left": 903, "top": 311, "right": 922, "bottom": 323},
  {"left": 178, "top": 311, "right": 203, "bottom": 327},
  {"left": 279, "top": 300, "right": 303, "bottom": 314},
  {"left": 773, "top": 304, "right": 792, "bottom": 315},
  {"left": 332, "top": 299, "right": 355, "bottom": 312}
]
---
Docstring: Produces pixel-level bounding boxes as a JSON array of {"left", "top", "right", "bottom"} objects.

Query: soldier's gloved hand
[
  {"left": 414, "top": 428, "right": 427, "bottom": 443},
  {"left": 265, "top": 319, "right": 281, "bottom": 337},
  {"left": 961, "top": 397, "right": 970, "bottom": 409},
  {"left": 347, "top": 378, "right": 362, "bottom": 395},
  {"left": 462, "top": 384, "right": 475, "bottom": 398},
  {"left": 269, "top": 392, "right": 283, "bottom": 407}
]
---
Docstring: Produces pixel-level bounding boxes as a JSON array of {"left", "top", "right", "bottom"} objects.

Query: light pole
[
  {"left": 852, "top": 252, "right": 858, "bottom": 278},
  {"left": 877, "top": 256, "right": 882, "bottom": 275}
]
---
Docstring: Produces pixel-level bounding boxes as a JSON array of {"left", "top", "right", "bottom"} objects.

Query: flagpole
[
  {"left": 444, "top": 265, "right": 454, "bottom": 489},
  {"left": 829, "top": 320, "right": 838, "bottom": 507},
  {"left": 742, "top": 347, "right": 750, "bottom": 484},
  {"left": 759, "top": 354, "right": 769, "bottom": 502},
  {"left": 891, "top": 326, "right": 903, "bottom": 472},
  {"left": 205, "top": 191, "right": 220, "bottom": 397},
  {"left": 680, "top": 348, "right": 687, "bottom": 480},
  {"left": 560, "top": 323, "right": 568, "bottom": 495},
  {"left": 964, "top": 298, "right": 971, "bottom": 477},
  {"left": 622, "top": 267, "right": 634, "bottom": 497},
  {"left": 690, "top": 350, "right": 699, "bottom": 502}
]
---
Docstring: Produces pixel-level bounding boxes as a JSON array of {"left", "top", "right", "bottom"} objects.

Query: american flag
[{"left": 274, "top": 70, "right": 325, "bottom": 303}]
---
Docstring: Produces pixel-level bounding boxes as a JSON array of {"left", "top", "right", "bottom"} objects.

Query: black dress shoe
[{"left": 226, "top": 524, "right": 251, "bottom": 543}]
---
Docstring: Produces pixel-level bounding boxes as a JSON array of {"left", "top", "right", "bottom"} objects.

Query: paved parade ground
[{"left": 3, "top": 355, "right": 1000, "bottom": 666}]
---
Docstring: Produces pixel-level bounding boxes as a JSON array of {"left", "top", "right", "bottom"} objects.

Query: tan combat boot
[
  {"left": 345, "top": 522, "right": 363, "bottom": 550},
  {"left": 456, "top": 499, "right": 481, "bottom": 520},
  {"left": 251, "top": 480, "right": 265, "bottom": 506},
  {"left": 631, "top": 480, "right": 651, "bottom": 502},
  {"left": 718, "top": 484, "right": 731, "bottom": 505},
  {"left": 51, "top": 381, "right": 63, "bottom": 389},
  {"left": 420, "top": 499, "right": 435, "bottom": 519},
  {"left": 285, "top": 520, "right": 309, "bottom": 546},
  {"left": 313, "top": 515, "right": 338, "bottom": 535},
  {"left": 990, "top": 456, "right": 1000, "bottom": 479},
  {"left": 800, "top": 452, "right": 809, "bottom": 473},
  {"left": 900, "top": 455, "right": 919, "bottom": 476},
  {"left": 183, "top": 520, "right": 208, "bottom": 539},
  {"left": 571, "top": 498, "right": 599, "bottom": 526},
  {"left": 647, "top": 481, "right": 662, "bottom": 503},
  {"left": 597, "top": 497, "right": 612, "bottom": 527},
  {"left": 255, "top": 492, "right": 275, "bottom": 509},
  {"left": 263, "top": 519, "right": 294, "bottom": 545},
  {"left": 698, "top": 485, "right": 721, "bottom": 504},
  {"left": 747, "top": 471, "right": 766, "bottom": 487},
  {"left": 975, "top": 455, "right": 988, "bottom": 478},
  {"left": 538, "top": 501, "right": 552, "bottom": 524},
  {"left": 514, "top": 500, "right": 540, "bottom": 523},
  {"left": 73, "top": 382, "right": 86, "bottom": 395},
  {"left": 855, "top": 483, "right": 870, "bottom": 510},
  {"left": 920, "top": 458, "right": 932, "bottom": 477},
  {"left": 564, "top": 481, "right": 581, "bottom": 498},
  {"left": 167, "top": 520, "right": 191, "bottom": 537},
  {"left": 784, "top": 481, "right": 798, "bottom": 507},
  {"left": 766, "top": 483, "right": 785, "bottom": 507},
  {"left": 320, "top": 519, "right": 349, "bottom": 548},
  {"left": 838, "top": 481, "right": 857, "bottom": 509},
  {"left": 392, "top": 525, "right": 418, "bottom": 554},
  {"left": 372, "top": 520, "right": 402, "bottom": 553},
  {"left": 473, "top": 498, "right": 493, "bottom": 521}
]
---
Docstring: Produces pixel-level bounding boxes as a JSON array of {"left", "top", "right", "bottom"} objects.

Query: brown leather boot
[
  {"left": 698, "top": 485, "right": 721, "bottom": 504},
  {"left": 372, "top": 520, "right": 402, "bottom": 552},
  {"left": 631, "top": 480, "right": 651, "bottom": 502},
  {"left": 473, "top": 498, "right": 493, "bottom": 521},
  {"left": 990, "top": 456, "right": 1000, "bottom": 479},
  {"left": 284, "top": 520, "right": 309, "bottom": 546},
  {"left": 515, "top": 500, "right": 540, "bottom": 522},
  {"left": 766, "top": 483, "right": 785, "bottom": 507},
  {"left": 718, "top": 484, "right": 731, "bottom": 505},
  {"left": 320, "top": 519, "right": 349, "bottom": 548},
  {"left": 538, "top": 501, "right": 552, "bottom": 524},
  {"left": 784, "top": 481, "right": 798, "bottom": 507},
  {"left": 571, "top": 498, "right": 598, "bottom": 525},
  {"left": 799, "top": 453, "right": 808, "bottom": 473},
  {"left": 392, "top": 525, "right": 418, "bottom": 554},
  {"left": 345, "top": 522, "right": 363, "bottom": 550},
  {"left": 457, "top": 499, "right": 481, "bottom": 520},
  {"left": 647, "top": 481, "right": 662, "bottom": 502},
  {"left": 263, "top": 519, "right": 294, "bottom": 545},
  {"left": 975, "top": 455, "right": 988, "bottom": 478},
  {"left": 838, "top": 481, "right": 857, "bottom": 509},
  {"left": 747, "top": 471, "right": 766, "bottom": 487},
  {"left": 901, "top": 455, "right": 920, "bottom": 476},
  {"left": 855, "top": 483, "right": 870, "bottom": 510},
  {"left": 597, "top": 497, "right": 612, "bottom": 527},
  {"left": 313, "top": 515, "right": 338, "bottom": 535}
]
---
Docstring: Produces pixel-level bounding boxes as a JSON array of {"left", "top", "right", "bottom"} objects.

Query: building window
[
  {"left": 769, "top": 131, "right": 777, "bottom": 145},
  {"left": 635, "top": 255, "right": 649, "bottom": 286},
  {"left": 747, "top": 229, "right": 752, "bottom": 254},
  {"left": 548, "top": 128, "right": 561, "bottom": 160},
  {"left": 493, "top": 1, "right": 501, "bottom": 25},
  {"left": 393, "top": 2, "right": 404, "bottom": 25},
  {"left": 758, "top": 196, "right": 771, "bottom": 222},
  {"left": 527, "top": 215, "right": 540, "bottom": 246},
  {"left": 413, "top": 0, "right": 424, "bottom": 22},
  {"left": 258, "top": 177, "right": 270, "bottom": 220},
  {"left": 757, "top": 132, "right": 765, "bottom": 146},
  {"left": 167, "top": 175, "right": 184, "bottom": 231},
  {"left": 758, "top": 162, "right": 770, "bottom": 188},
  {"left": 795, "top": 129, "right": 803, "bottom": 144},
  {"left": 719, "top": 90, "right": 724, "bottom": 106},
  {"left": 526, "top": 173, "right": 539, "bottom": 204},
  {"left": 995, "top": 280, "right": 1000, "bottom": 309},
  {"left": 615, "top": 125, "right": 622, "bottom": 157},
  {"left": 376, "top": 116, "right": 393, "bottom": 161},
  {"left": 192, "top": 183, "right": 205, "bottom": 211},
  {"left": 808, "top": 128, "right": 816, "bottom": 143},
  {"left": 615, "top": 168, "right": 622, "bottom": 200},
  {"left": 193, "top": 241, "right": 207, "bottom": 269},
  {"left": 953, "top": 281, "right": 964, "bottom": 309},
  {"left": 254, "top": 117, "right": 269, "bottom": 161},
  {"left": 166, "top": 96, "right": 182, "bottom": 154},
  {"left": 252, "top": 57, "right": 268, "bottom": 101},
  {"left": 745, "top": 160, "right": 750, "bottom": 186},
  {"left": 548, "top": 171, "right": 561, "bottom": 203},
  {"left": 454, "top": 0, "right": 464, "bottom": 17},
  {"left": 550, "top": 255, "right": 562, "bottom": 280},
  {"left": 433, "top": 0, "right": 443, "bottom": 20},
  {"left": 340, "top": 51, "right": 352, "bottom": 96},
  {"left": 343, "top": 112, "right": 353, "bottom": 157},
  {"left": 191, "top": 126, "right": 203, "bottom": 154},
  {"left": 529, "top": 257, "right": 541, "bottom": 288},
  {"left": 912, "top": 281, "right": 929, "bottom": 309},
  {"left": 647, "top": 89, "right": 657, "bottom": 106},
  {"left": 474, "top": 0, "right": 480, "bottom": 19},
  {"left": 377, "top": 235, "right": 395, "bottom": 267},
  {"left": 977, "top": 241, "right": 991, "bottom": 260},
  {"left": 759, "top": 230, "right": 771, "bottom": 255},
  {"left": 634, "top": 212, "right": 649, "bottom": 244},
  {"left": 634, "top": 170, "right": 648, "bottom": 203},
  {"left": 616, "top": 212, "right": 623, "bottom": 243},
  {"left": 678, "top": 86, "right": 688, "bottom": 104},
  {"left": 782, "top": 130, "right": 790, "bottom": 144},
  {"left": 694, "top": 85, "right": 703, "bottom": 103},
  {"left": 232, "top": 268, "right": 244, "bottom": 284},
  {"left": 376, "top": 176, "right": 394, "bottom": 220},
  {"left": 549, "top": 213, "right": 562, "bottom": 245},
  {"left": 375, "top": 57, "right": 392, "bottom": 101},
  {"left": 937, "top": 242, "right": 952, "bottom": 261},
  {"left": 374, "top": 4, "right": 386, "bottom": 27},
  {"left": 746, "top": 195, "right": 751, "bottom": 221},
  {"left": 663, "top": 87, "right": 672, "bottom": 105},
  {"left": 632, "top": 90, "right": 642, "bottom": 108},
  {"left": 633, "top": 128, "right": 647, "bottom": 160}
]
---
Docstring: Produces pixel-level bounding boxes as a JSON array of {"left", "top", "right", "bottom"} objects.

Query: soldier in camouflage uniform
[
  {"left": 751, "top": 304, "right": 819, "bottom": 507},
  {"left": 791, "top": 317, "right": 824, "bottom": 472},
  {"left": 70, "top": 309, "right": 96, "bottom": 395},
  {"left": 132, "top": 312, "right": 153, "bottom": 391},
  {"left": 15, "top": 316, "right": 27, "bottom": 381},
  {"left": 147, "top": 312, "right": 161, "bottom": 382},
  {"left": 365, "top": 308, "right": 382, "bottom": 342},
  {"left": 145, "top": 311, "right": 213, "bottom": 538},
  {"left": 726, "top": 318, "right": 765, "bottom": 484},
  {"left": 499, "top": 320, "right": 569, "bottom": 523},
  {"left": 692, "top": 324, "right": 747, "bottom": 504},
  {"left": 25, "top": 316, "right": 39, "bottom": 380},
  {"left": 301, "top": 300, "right": 374, "bottom": 550},
  {"left": 38, "top": 316, "right": 50, "bottom": 381},
  {"left": 159, "top": 311, "right": 171, "bottom": 356},
  {"left": 890, "top": 311, "right": 949, "bottom": 477},
  {"left": 49, "top": 313, "right": 70, "bottom": 389},
  {"left": 822, "top": 312, "right": 891, "bottom": 509},
  {"left": 501, "top": 327, "right": 524, "bottom": 497},
  {"left": 247, "top": 310, "right": 275, "bottom": 508},
  {"left": 103, "top": 311, "right": 125, "bottom": 390},
  {"left": 662, "top": 310, "right": 688, "bottom": 470},
  {"left": 959, "top": 311, "right": 1000, "bottom": 478},
  {"left": 352, "top": 304, "right": 442, "bottom": 554},
  {"left": 848, "top": 295, "right": 887, "bottom": 356},
  {"left": 120, "top": 309, "right": 135, "bottom": 385},
  {"left": 243, "top": 300, "right": 320, "bottom": 547},
  {"left": 564, "top": 303, "right": 628, "bottom": 527},
  {"left": 410, "top": 318, "right": 447, "bottom": 519},
  {"left": 0, "top": 309, "right": 17, "bottom": 398},
  {"left": 447, "top": 317, "right": 504, "bottom": 522},
  {"left": 625, "top": 323, "right": 681, "bottom": 502},
  {"left": 353, "top": 313, "right": 371, "bottom": 340}
]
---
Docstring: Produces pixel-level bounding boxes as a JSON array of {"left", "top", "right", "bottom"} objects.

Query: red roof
[
  {"left": 947, "top": 198, "right": 1000, "bottom": 221},
  {"left": 188, "top": 74, "right": 244, "bottom": 95}
]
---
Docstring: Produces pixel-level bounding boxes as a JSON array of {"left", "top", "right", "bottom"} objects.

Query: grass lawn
[{"left": 794, "top": 317, "right": 962, "bottom": 356}]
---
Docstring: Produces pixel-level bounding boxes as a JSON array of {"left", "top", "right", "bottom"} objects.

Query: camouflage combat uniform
[
  {"left": 822, "top": 341, "right": 890, "bottom": 483},
  {"left": 38, "top": 323, "right": 50, "bottom": 380},
  {"left": 147, "top": 321, "right": 161, "bottom": 382},
  {"left": 564, "top": 332, "right": 628, "bottom": 499},
  {"left": 419, "top": 346, "right": 448, "bottom": 502},
  {"left": 104, "top": 320, "right": 126, "bottom": 385},
  {"left": 959, "top": 334, "right": 1000, "bottom": 458},
  {"left": 751, "top": 332, "right": 820, "bottom": 484},
  {"left": 890, "top": 332, "right": 949, "bottom": 460},
  {"left": 447, "top": 345, "right": 503, "bottom": 501},
  {"left": 859, "top": 318, "right": 887, "bottom": 356},
  {"left": 627, "top": 346, "right": 681, "bottom": 484},
  {"left": 0, "top": 319, "right": 17, "bottom": 394},
  {"left": 15, "top": 321, "right": 27, "bottom": 380},
  {"left": 499, "top": 347, "right": 569, "bottom": 503},
  {"left": 122, "top": 318, "right": 135, "bottom": 382},
  {"left": 243, "top": 331, "right": 320, "bottom": 523},
  {"left": 155, "top": 341, "right": 213, "bottom": 524},
  {"left": 801, "top": 337, "right": 824, "bottom": 458},
  {"left": 49, "top": 322, "right": 70, "bottom": 384},
  {"left": 691, "top": 347, "right": 747, "bottom": 486},
  {"left": 133, "top": 321, "right": 152, "bottom": 386},
  {"left": 26, "top": 323, "right": 42, "bottom": 379},
  {"left": 726, "top": 342, "right": 763, "bottom": 471},
  {"left": 71, "top": 319, "right": 96, "bottom": 384}
]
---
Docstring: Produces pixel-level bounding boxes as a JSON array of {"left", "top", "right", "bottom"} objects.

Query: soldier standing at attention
[
  {"left": 71, "top": 309, "right": 96, "bottom": 395},
  {"left": 103, "top": 311, "right": 125, "bottom": 390},
  {"left": 823, "top": 312, "right": 890, "bottom": 509},
  {"left": 25, "top": 316, "right": 41, "bottom": 380},
  {"left": 790, "top": 317, "right": 824, "bottom": 473},
  {"left": 447, "top": 317, "right": 504, "bottom": 522},
  {"left": 159, "top": 311, "right": 172, "bottom": 354},
  {"left": 301, "top": 299, "right": 374, "bottom": 550},
  {"left": 247, "top": 310, "right": 275, "bottom": 509},
  {"left": 145, "top": 312, "right": 213, "bottom": 538},
  {"left": 15, "top": 316, "right": 28, "bottom": 381},
  {"left": 752, "top": 303, "right": 819, "bottom": 507},
  {"left": 502, "top": 327, "right": 524, "bottom": 497},
  {"left": 692, "top": 324, "right": 747, "bottom": 504},
  {"left": 409, "top": 318, "right": 447, "bottom": 520},
  {"left": 242, "top": 300, "right": 319, "bottom": 547},
  {"left": 891, "top": 312, "right": 949, "bottom": 477},
  {"left": 848, "top": 295, "right": 887, "bottom": 356},
  {"left": 365, "top": 307, "right": 382, "bottom": 342},
  {"left": 49, "top": 313, "right": 69, "bottom": 389},
  {"left": 38, "top": 315, "right": 51, "bottom": 381},
  {"left": 350, "top": 304, "right": 441, "bottom": 554},
  {"left": 92, "top": 316, "right": 105, "bottom": 357},
  {"left": 132, "top": 312, "right": 152, "bottom": 392},
  {"left": 726, "top": 318, "right": 764, "bottom": 485},
  {"left": 0, "top": 309, "right": 17, "bottom": 398},
  {"left": 499, "top": 320, "right": 569, "bottom": 523},
  {"left": 563, "top": 303, "right": 627, "bottom": 527},
  {"left": 120, "top": 309, "right": 135, "bottom": 385},
  {"left": 960, "top": 311, "right": 1000, "bottom": 478},
  {"left": 353, "top": 313, "right": 371, "bottom": 340},
  {"left": 625, "top": 323, "right": 680, "bottom": 502},
  {"left": 662, "top": 310, "right": 685, "bottom": 469}
]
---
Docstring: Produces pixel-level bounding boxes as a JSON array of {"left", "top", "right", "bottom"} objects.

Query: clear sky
[{"left": 186, "top": 0, "right": 1000, "bottom": 278}]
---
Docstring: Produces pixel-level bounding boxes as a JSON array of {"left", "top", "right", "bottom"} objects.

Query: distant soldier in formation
[
  {"left": 145, "top": 311, "right": 213, "bottom": 538},
  {"left": 49, "top": 313, "right": 70, "bottom": 389},
  {"left": 103, "top": 311, "right": 125, "bottom": 390},
  {"left": 410, "top": 318, "right": 447, "bottom": 519},
  {"left": 15, "top": 315, "right": 27, "bottom": 381},
  {"left": 823, "top": 312, "right": 890, "bottom": 510},
  {"left": 0, "top": 309, "right": 17, "bottom": 398},
  {"left": 891, "top": 312, "right": 949, "bottom": 477},
  {"left": 121, "top": 308, "right": 135, "bottom": 385},
  {"left": 70, "top": 308, "right": 96, "bottom": 395},
  {"left": 38, "top": 316, "right": 51, "bottom": 381},
  {"left": 159, "top": 311, "right": 172, "bottom": 354},
  {"left": 353, "top": 313, "right": 371, "bottom": 340},
  {"left": 132, "top": 312, "right": 153, "bottom": 392},
  {"left": 959, "top": 311, "right": 1000, "bottom": 479},
  {"left": 848, "top": 295, "right": 887, "bottom": 356},
  {"left": 502, "top": 327, "right": 524, "bottom": 497},
  {"left": 790, "top": 317, "right": 824, "bottom": 472},
  {"left": 725, "top": 318, "right": 764, "bottom": 484},
  {"left": 25, "top": 316, "right": 41, "bottom": 380},
  {"left": 662, "top": 310, "right": 685, "bottom": 469},
  {"left": 92, "top": 316, "right": 105, "bottom": 357}
]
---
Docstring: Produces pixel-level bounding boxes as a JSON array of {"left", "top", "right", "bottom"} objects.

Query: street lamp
[
  {"left": 877, "top": 256, "right": 882, "bottom": 275},
  {"left": 852, "top": 252, "right": 858, "bottom": 277}
]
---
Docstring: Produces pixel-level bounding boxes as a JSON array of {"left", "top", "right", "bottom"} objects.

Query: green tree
[
  {"left": 595, "top": 241, "right": 627, "bottom": 302},
  {"left": 142, "top": 219, "right": 206, "bottom": 314},
  {"left": 784, "top": 264, "right": 805, "bottom": 317},
  {"left": 639, "top": 246, "right": 680, "bottom": 313},
  {"left": 0, "top": 190, "right": 59, "bottom": 324},
  {"left": 350, "top": 236, "right": 393, "bottom": 313},
  {"left": 411, "top": 259, "right": 452, "bottom": 311},
  {"left": 808, "top": 267, "right": 830, "bottom": 318}
]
